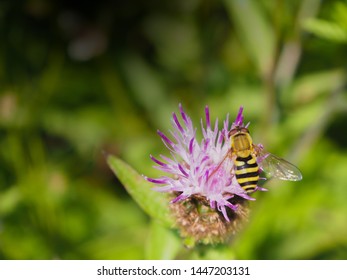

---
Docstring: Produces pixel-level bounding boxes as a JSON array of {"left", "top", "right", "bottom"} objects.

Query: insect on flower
[
  {"left": 210, "top": 107, "right": 303, "bottom": 193},
  {"left": 146, "top": 105, "right": 302, "bottom": 224}
]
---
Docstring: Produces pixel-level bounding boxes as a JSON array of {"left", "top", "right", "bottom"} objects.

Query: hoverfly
[{"left": 210, "top": 125, "right": 302, "bottom": 193}]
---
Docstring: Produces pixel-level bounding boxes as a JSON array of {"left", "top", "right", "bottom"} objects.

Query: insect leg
[{"left": 207, "top": 149, "right": 232, "bottom": 181}]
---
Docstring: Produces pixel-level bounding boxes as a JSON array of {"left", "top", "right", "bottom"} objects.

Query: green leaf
[
  {"left": 289, "top": 69, "right": 346, "bottom": 104},
  {"left": 224, "top": 0, "right": 276, "bottom": 77},
  {"left": 107, "top": 155, "right": 175, "bottom": 228},
  {"left": 303, "top": 18, "right": 347, "bottom": 42},
  {"left": 0, "top": 187, "right": 21, "bottom": 215},
  {"left": 120, "top": 54, "right": 177, "bottom": 129},
  {"left": 333, "top": 2, "right": 347, "bottom": 30},
  {"left": 145, "top": 220, "right": 181, "bottom": 260}
]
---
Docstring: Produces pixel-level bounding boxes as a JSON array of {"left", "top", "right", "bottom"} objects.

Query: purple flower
[{"left": 146, "top": 104, "right": 263, "bottom": 222}]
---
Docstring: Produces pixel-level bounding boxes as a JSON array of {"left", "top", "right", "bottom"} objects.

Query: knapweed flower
[{"left": 146, "top": 104, "right": 266, "bottom": 244}]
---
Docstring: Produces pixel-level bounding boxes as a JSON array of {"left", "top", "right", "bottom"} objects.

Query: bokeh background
[{"left": 1, "top": 0, "right": 347, "bottom": 259}]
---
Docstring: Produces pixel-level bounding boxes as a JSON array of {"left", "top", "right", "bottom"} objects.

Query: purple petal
[
  {"left": 218, "top": 130, "right": 224, "bottom": 144},
  {"left": 189, "top": 137, "right": 194, "bottom": 154},
  {"left": 205, "top": 105, "right": 210, "bottom": 128},
  {"left": 224, "top": 194, "right": 234, "bottom": 200},
  {"left": 237, "top": 192, "right": 256, "bottom": 200},
  {"left": 203, "top": 138, "right": 210, "bottom": 151},
  {"left": 203, "top": 169, "right": 209, "bottom": 184},
  {"left": 220, "top": 206, "right": 230, "bottom": 222},
  {"left": 226, "top": 201, "right": 238, "bottom": 211},
  {"left": 150, "top": 154, "right": 166, "bottom": 166},
  {"left": 157, "top": 130, "right": 175, "bottom": 149},
  {"left": 213, "top": 118, "right": 219, "bottom": 134},
  {"left": 200, "top": 155, "right": 209, "bottom": 164},
  {"left": 172, "top": 113, "right": 184, "bottom": 133},
  {"left": 179, "top": 103, "right": 189, "bottom": 125},
  {"left": 178, "top": 164, "right": 189, "bottom": 177},
  {"left": 225, "top": 177, "right": 232, "bottom": 186},
  {"left": 145, "top": 177, "right": 167, "bottom": 184},
  {"left": 235, "top": 106, "right": 244, "bottom": 126},
  {"left": 257, "top": 143, "right": 265, "bottom": 150},
  {"left": 160, "top": 154, "right": 177, "bottom": 166},
  {"left": 224, "top": 114, "right": 230, "bottom": 131},
  {"left": 255, "top": 186, "right": 268, "bottom": 192},
  {"left": 171, "top": 193, "right": 188, "bottom": 203}
]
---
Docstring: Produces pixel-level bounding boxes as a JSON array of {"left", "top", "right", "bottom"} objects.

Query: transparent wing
[{"left": 258, "top": 151, "right": 303, "bottom": 181}]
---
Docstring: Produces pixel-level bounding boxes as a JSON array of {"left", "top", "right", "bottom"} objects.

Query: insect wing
[{"left": 259, "top": 152, "right": 302, "bottom": 181}]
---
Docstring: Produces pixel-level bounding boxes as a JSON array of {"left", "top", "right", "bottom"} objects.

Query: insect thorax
[{"left": 231, "top": 133, "right": 253, "bottom": 155}]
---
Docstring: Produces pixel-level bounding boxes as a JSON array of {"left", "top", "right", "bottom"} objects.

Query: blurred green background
[{"left": 1, "top": 0, "right": 347, "bottom": 259}]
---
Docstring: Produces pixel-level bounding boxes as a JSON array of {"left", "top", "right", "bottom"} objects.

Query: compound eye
[
  {"left": 240, "top": 127, "right": 249, "bottom": 133},
  {"left": 228, "top": 128, "right": 237, "bottom": 138}
]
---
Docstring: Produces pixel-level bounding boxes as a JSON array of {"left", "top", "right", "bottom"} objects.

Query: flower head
[{"left": 146, "top": 104, "right": 265, "bottom": 243}]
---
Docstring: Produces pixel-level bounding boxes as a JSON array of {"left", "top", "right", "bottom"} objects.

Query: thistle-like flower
[{"left": 146, "top": 104, "right": 265, "bottom": 244}]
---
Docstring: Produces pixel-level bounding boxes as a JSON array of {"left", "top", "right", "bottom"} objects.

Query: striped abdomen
[{"left": 234, "top": 154, "right": 259, "bottom": 193}]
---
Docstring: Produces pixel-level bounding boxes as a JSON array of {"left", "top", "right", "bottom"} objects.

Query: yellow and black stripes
[{"left": 234, "top": 154, "right": 259, "bottom": 192}]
